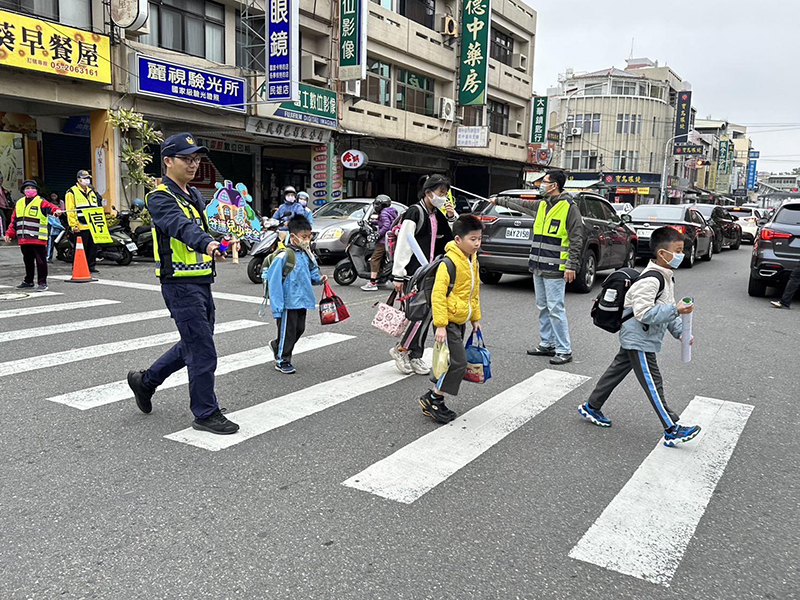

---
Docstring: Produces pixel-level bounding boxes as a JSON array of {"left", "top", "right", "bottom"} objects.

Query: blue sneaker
[
  {"left": 663, "top": 424, "right": 701, "bottom": 447},
  {"left": 578, "top": 402, "right": 611, "bottom": 427},
  {"left": 275, "top": 362, "right": 296, "bottom": 375}
]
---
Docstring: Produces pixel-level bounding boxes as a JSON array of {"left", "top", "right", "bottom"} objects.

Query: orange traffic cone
[{"left": 67, "top": 235, "right": 96, "bottom": 283}]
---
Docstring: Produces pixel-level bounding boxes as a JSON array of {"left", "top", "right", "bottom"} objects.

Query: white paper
[{"left": 681, "top": 312, "right": 693, "bottom": 363}]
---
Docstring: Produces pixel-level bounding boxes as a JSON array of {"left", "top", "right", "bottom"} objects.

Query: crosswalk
[{"left": 1, "top": 286, "right": 755, "bottom": 588}]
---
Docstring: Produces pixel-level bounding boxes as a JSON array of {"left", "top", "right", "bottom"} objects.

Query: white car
[{"left": 725, "top": 206, "right": 767, "bottom": 243}]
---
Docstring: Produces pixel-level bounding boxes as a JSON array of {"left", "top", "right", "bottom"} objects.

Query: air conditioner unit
[
  {"left": 301, "top": 53, "right": 328, "bottom": 85},
  {"left": 439, "top": 97, "right": 456, "bottom": 121},
  {"left": 510, "top": 120, "right": 524, "bottom": 137},
  {"left": 344, "top": 79, "right": 361, "bottom": 97},
  {"left": 512, "top": 53, "right": 527, "bottom": 72},
  {"left": 436, "top": 14, "right": 458, "bottom": 37},
  {"left": 570, "top": 127, "right": 583, "bottom": 136}
]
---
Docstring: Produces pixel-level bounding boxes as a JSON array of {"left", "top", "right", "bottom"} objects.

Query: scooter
[
  {"left": 119, "top": 204, "right": 153, "bottom": 260},
  {"left": 57, "top": 209, "right": 136, "bottom": 265},
  {"left": 246, "top": 217, "right": 282, "bottom": 284},
  {"left": 333, "top": 217, "right": 393, "bottom": 286}
]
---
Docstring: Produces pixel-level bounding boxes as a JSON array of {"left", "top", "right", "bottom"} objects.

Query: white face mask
[
  {"left": 298, "top": 198, "right": 307, "bottom": 207},
  {"left": 285, "top": 195, "right": 296, "bottom": 203},
  {"left": 539, "top": 182, "right": 552, "bottom": 196},
  {"left": 79, "top": 178, "right": 91, "bottom": 187},
  {"left": 429, "top": 193, "right": 447, "bottom": 209}
]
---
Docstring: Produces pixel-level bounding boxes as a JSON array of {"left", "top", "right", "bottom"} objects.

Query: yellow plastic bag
[{"left": 432, "top": 341, "right": 450, "bottom": 380}]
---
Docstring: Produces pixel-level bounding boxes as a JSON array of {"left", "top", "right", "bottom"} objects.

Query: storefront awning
[{"left": 564, "top": 179, "right": 601, "bottom": 189}]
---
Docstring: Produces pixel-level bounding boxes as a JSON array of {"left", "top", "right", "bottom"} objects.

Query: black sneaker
[
  {"left": 527, "top": 345, "right": 556, "bottom": 357},
  {"left": 192, "top": 409, "right": 239, "bottom": 435},
  {"left": 550, "top": 353, "right": 573, "bottom": 365},
  {"left": 270, "top": 339, "right": 279, "bottom": 361},
  {"left": 15, "top": 281, "right": 34, "bottom": 289},
  {"left": 127, "top": 370, "right": 154, "bottom": 414},
  {"left": 418, "top": 394, "right": 456, "bottom": 424},
  {"left": 275, "top": 362, "right": 296, "bottom": 374}
]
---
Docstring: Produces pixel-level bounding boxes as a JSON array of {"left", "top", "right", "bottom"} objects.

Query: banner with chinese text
[
  {"left": 82, "top": 207, "right": 112, "bottom": 244},
  {"left": 339, "top": 0, "right": 367, "bottom": 81},
  {"left": 746, "top": 159, "right": 757, "bottom": 190},
  {"left": 0, "top": 9, "right": 110, "bottom": 84},
  {"left": 265, "top": 0, "right": 299, "bottom": 101},
  {"left": 531, "top": 97, "right": 548, "bottom": 143},
  {"left": 715, "top": 138, "right": 731, "bottom": 193},
  {"left": 673, "top": 91, "right": 692, "bottom": 142},
  {"left": 458, "top": 0, "right": 491, "bottom": 106}
]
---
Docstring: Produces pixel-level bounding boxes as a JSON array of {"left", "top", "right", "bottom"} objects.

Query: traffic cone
[{"left": 67, "top": 234, "right": 95, "bottom": 283}]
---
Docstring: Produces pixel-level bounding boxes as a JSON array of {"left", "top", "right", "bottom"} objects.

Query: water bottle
[{"left": 218, "top": 235, "right": 231, "bottom": 253}]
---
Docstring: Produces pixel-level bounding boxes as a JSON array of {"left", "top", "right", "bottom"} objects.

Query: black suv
[
  {"left": 748, "top": 201, "right": 800, "bottom": 297},
  {"left": 476, "top": 190, "right": 637, "bottom": 293},
  {"left": 691, "top": 204, "right": 742, "bottom": 252}
]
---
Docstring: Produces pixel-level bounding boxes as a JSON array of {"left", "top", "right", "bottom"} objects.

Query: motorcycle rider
[
  {"left": 272, "top": 186, "right": 306, "bottom": 243},
  {"left": 297, "top": 191, "right": 314, "bottom": 225},
  {"left": 362, "top": 194, "right": 398, "bottom": 291}
]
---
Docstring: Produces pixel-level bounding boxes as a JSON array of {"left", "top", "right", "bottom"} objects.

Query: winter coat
[
  {"left": 266, "top": 245, "right": 324, "bottom": 318},
  {"left": 272, "top": 201, "right": 307, "bottom": 225},
  {"left": 376, "top": 206, "right": 398, "bottom": 244},
  {"left": 392, "top": 201, "right": 457, "bottom": 280},
  {"left": 619, "top": 261, "right": 683, "bottom": 353},
  {"left": 431, "top": 241, "right": 481, "bottom": 328},
  {"left": 5, "top": 196, "right": 60, "bottom": 246}
]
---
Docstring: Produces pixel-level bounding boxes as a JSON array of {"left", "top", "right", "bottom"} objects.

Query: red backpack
[{"left": 386, "top": 203, "right": 424, "bottom": 259}]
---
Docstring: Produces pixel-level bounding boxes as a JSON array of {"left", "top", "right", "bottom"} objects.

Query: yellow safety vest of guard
[
  {"left": 530, "top": 198, "right": 572, "bottom": 272},
  {"left": 144, "top": 184, "right": 213, "bottom": 279},
  {"left": 67, "top": 185, "right": 100, "bottom": 230},
  {"left": 14, "top": 196, "right": 48, "bottom": 241}
]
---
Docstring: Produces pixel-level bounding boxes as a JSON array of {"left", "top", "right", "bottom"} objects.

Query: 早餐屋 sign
[
  {"left": 135, "top": 54, "right": 246, "bottom": 112},
  {"left": 0, "top": 9, "right": 111, "bottom": 84},
  {"left": 674, "top": 91, "right": 692, "bottom": 142},
  {"left": 265, "top": 0, "right": 299, "bottom": 102},
  {"left": 531, "top": 97, "right": 548, "bottom": 144},
  {"left": 257, "top": 80, "right": 337, "bottom": 128},
  {"left": 339, "top": 0, "right": 367, "bottom": 81},
  {"left": 458, "top": 0, "right": 491, "bottom": 106}
]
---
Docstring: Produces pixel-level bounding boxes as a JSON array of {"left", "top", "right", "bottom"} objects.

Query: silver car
[{"left": 311, "top": 198, "right": 407, "bottom": 259}]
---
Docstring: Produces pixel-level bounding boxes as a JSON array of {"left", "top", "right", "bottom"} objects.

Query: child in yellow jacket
[{"left": 419, "top": 214, "right": 484, "bottom": 424}]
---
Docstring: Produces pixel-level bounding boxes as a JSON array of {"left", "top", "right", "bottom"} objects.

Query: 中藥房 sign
[
  {"left": 531, "top": 97, "right": 548, "bottom": 144},
  {"left": 265, "top": 0, "right": 299, "bottom": 102},
  {"left": 0, "top": 9, "right": 111, "bottom": 84},
  {"left": 134, "top": 54, "right": 246, "bottom": 112},
  {"left": 458, "top": 0, "right": 491, "bottom": 106},
  {"left": 339, "top": 0, "right": 367, "bottom": 81}
]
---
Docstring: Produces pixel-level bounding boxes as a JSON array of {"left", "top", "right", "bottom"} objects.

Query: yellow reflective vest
[
  {"left": 65, "top": 185, "right": 101, "bottom": 231},
  {"left": 14, "top": 196, "right": 48, "bottom": 241},
  {"left": 530, "top": 198, "right": 572, "bottom": 273},
  {"left": 145, "top": 184, "right": 213, "bottom": 279}
]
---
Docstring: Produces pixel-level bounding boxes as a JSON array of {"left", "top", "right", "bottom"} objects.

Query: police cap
[{"left": 161, "top": 133, "right": 209, "bottom": 158}]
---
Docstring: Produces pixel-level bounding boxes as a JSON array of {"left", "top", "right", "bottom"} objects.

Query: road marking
[
  {"left": 165, "top": 348, "right": 431, "bottom": 451},
  {"left": 47, "top": 332, "right": 353, "bottom": 410},
  {"left": 0, "top": 290, "right": 62, "bottom": 300},
  {"left": 0, "top": 299, "right": 121, "bottom": 320},
  {"left": 0, "top": 319, "right": 264, "bottom": 378},
  {"left": 51, "top": 276, "right": 265, "bottom": 305},
  {"left": 342, "top": 369, "right": 590, "bottom": 504},
  {"left": 568, "top": 396, "right": 753, "bottom": 587},
  {"left": 0, "top": 309, "right": 169, "bottom": 343}
]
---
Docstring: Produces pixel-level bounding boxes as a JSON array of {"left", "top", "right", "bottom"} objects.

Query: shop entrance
[{"left": 41, "top": 132, "right": 91, "bottom": 199}]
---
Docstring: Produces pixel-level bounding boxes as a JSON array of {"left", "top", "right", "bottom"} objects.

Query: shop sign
[
  {"left": 546, "top": 129, "right": 561, "bottom": 143},
  {"left": 749, "top": 149, "right": 760, "bottom": 159},
  {"left": 674, "top": 91, "right": 692, "bottom": 142},
  {"left": 246, "top": 117, "right": 331, "bottom": 143},
  {"left": 716, "top": 138, "right": 731, "bottom": 193},
  {"left": 62, "top": 116, "right": 91, "bottom": 137},
  {"left": 746, "top": 159, "right": 757, "bottom": 190},
  {"left": 600, "top": 173, "right": 661, "bottom": 186},
  {"left": 339, "top": 0, "right": 367, "bottom": 81},
  {"left": 667, "top": 175, "right": 690, "bottom": 191},
  {"left": 195, "top": 136, "right": 255, "bottom": 155},
  {"left": 456, "top": 126, "right": 489, "bottom": 148},
  {"left": 134, "top": 54, "right": 246, "bottom": 112},
  {"left": 458, "top": 0, "right": 491, "bottom": 106},
  {"left": 531, "top": 97, "right": 548, "bottom": 144},
  {"left": 673, "top": 142, "right": 703, "bottom": 155},
  {"left": 264, "top": 0, "right": 299, "bottom": 102},
  {"left": 0, "top": 9, "right": 111, "bottom": 84},
  {"left": 341, "top": 149, "right": 368, "bottom": 169}
]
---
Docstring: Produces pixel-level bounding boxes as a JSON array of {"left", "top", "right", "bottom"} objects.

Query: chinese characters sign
[
  {"left": 531, "top": 97, "right": 548, "bottom": 143},
  {"left": 339, "top": 0, "right": 367, "bottom": 81},
  {"left": 746, "top": 159, "right": 757, "bottom": 190},
  {"left": 715, "top": 137, "right": 731, "bottom": 193},
  {"left": 83, "top": 207, "right": 112, "bottom": 244},
  {"left": 265, "top": 0, "right": 299, "bottom": 101},
  {"left": 673, "top": 91, "right": 692, "bottom": 142},
  {"left": 458, "top": 0, "right": 491, "bottom": 106},
  {"left": 456, "top": 126, "right": 489, "bottom": 148},
  {"left": 0, "top": 9, "right": 110, "bottom": 84},
  {"left": 135, "top": 54, "right": 246, "bottom": 112},
  {"left": 258, "top": 81, "right": 337, "bottom": 128},
  {"left": 673, "top": 142, "right": 704, "bottom": 155}
]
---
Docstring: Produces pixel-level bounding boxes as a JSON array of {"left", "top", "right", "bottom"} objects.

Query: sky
[{"left": 529, "top": 0, "right": 800, "bottom": 174}]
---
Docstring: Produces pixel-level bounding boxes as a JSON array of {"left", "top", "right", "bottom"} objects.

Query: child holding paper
[{"left": 578, "top": 226, "right": 701, "bottom": 447}]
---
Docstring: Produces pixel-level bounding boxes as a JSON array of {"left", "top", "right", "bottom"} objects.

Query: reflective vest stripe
[
  {"left": 69, "top": 186, "right": 98, "bottom": 224},
  {"left": 14, "top": 197, "right": 48, "bottom": 241},
  {"left": 529, "top": 198, "right": 572, "bottom": 272}
]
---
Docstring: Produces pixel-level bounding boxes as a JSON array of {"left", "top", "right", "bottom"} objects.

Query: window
[
  {"left": 235, "top": 9, "right": 265, "bottom": 71},
  {"left": 396, "top": 68, "right": 434, "bottom": 116},
  {"left": 616, "top": 114, "right": 641, "bottom": 135},
  {"left": 583, "top": 83, "right": 604, "bottom": 96},
  {"left": 613, "top": 150, "right": 639, "bottom": 171},
  {"left": 611, "top": 80, "right": 637, "bottom": 96},
  {"left": 566, "top": 150, "right": 598, "bottom": 170},
  {"left": 582, "top": 198, "right": 607, "bottom": 220},
  {"left": 649, "top": 152, "right": 654, "bottom": 172},
  {"left": 490, "top": 28, "right": 514, "bottom": 66},
  {"left": 365, "top": 58, "right": 392, "bottom": 106},
  {"left": 652, "top": 116, "right": 657, "bottom": 136},
  {"left": 398, "top": 0, "right": 434, "bottom": 29},
  {"left": 0, "top": 0, "right": 92, "bottom": 28},
  {"left": 141, "top": 0, "right": 225, "bottom": 63},
  {"left": 567, "top": 113, "right": 601, "bottom": 134},
  {"left": 487, "top": 100, "right": 510, "bottom": 135},
  {"left": 462, "top": 106, "right": 484, "bottom": 126},
  {"left": 370, "top": 0, "right": 392, "bottom": 8}
]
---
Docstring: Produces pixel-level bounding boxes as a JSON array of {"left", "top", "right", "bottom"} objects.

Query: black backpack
[
  {"left": 591, "top": 267, "right": 665, "bottom": 333},
  {"left": 404, "top": 255, "right": 456, "bottom": 322}
]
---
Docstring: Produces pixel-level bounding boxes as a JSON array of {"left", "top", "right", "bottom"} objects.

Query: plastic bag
[
  {"left": 432, "top": 340, "right": 450, "bottom": 380},
  {"left": 464, "top": 329, "right": 491, "bottom": 384},
  {"left": 319, "top": 281, "right": 349, "bottom": 325}
]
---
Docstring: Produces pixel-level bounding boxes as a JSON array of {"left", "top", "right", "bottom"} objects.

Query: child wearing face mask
[
  {"left": 579, "top": 226, "right": 701, "bottom": 447},
  {"left": 297, "top": 191, "right": 314, "bottom": 225},
  {"left": 265, "top": 215, "right": 327, "bottom": 374}
]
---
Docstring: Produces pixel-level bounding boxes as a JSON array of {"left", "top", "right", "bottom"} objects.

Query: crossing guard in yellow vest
[
  {"left": 126, "top": 133, "right": 240, "bottom": 436},
  {"left": 65, "top": 170, "right": 102, "bottom": 272},
  {"left": 3, "top": 180, "right": 62, "bottom": 291}
]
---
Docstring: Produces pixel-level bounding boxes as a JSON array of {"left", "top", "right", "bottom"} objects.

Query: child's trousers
[
  {"left": 587, "top": 347, "right": 679, "bottom": 430},
  {"left": 431, "top": 323, "right": 467, "bottom": 396},
  {"left": 276, "top": 309, "right": 307, "bottom": 363}
]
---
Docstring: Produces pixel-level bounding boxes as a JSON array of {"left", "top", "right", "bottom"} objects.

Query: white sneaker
[
  {"left": 361, "top": 282, "right": 378, "bottom": 291},
  {"left": 410, "top": 357, "right": 431, "bottom": 375},
  {"left": 389, "top": 346, "right": 413, "bottom": 375}
]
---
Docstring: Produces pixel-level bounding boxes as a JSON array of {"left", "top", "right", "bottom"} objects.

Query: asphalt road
[{"left": 0, "top": 244, "right": 797, "bottom": 600}]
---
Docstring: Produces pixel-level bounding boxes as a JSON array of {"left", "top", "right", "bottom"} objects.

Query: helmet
[
  {"left": 132, "top": 198, "right": 145, "bottom": 210},
  {"left": 373, "top": 194, "right": 391, "bottom": 209},
  {"left": 284, "top": 185, "right": 297, "bottom": 195},
  {"left": 297, "top": 191, "right": 310, "bottom": 201}
]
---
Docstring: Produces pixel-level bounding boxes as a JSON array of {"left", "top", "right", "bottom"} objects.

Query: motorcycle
[
  {"left": 57, "top": 208, "right": 137, "bottom": 265},
  {"left": 333, "top": 212, "right": 393, "bottom": 286},
  {"left": 246, "top": 217, "right": 282, "bottom": 284},
  {"left": 119, "top": 204, "right": 154, "bottom": 260}
]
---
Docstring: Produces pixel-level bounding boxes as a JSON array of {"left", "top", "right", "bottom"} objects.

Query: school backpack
[
  {"left": 404, "top": 255, "right": 457, "bottom": 322},
  {"left": 591, "top": 267, "right": 665, "bottom": 333},
  {"left": 258, "top": 247, "right": 296, "bottom": 317},
  {"left": 386, "top": 203, "right": 425, "bottom": 259}
]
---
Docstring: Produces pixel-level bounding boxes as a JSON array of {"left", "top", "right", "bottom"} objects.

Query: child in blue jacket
[{"left": 266, "top": 215, "right": 327, "bottom": 374}]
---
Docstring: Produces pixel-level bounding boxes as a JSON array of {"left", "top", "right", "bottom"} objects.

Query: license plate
[
  {"left": 637, "top": 229, "right": 652, "bottom": 238},
  {"left": 126, "top": 242, "right": 138, "bottom": 251},
  {"left": 505, "top": 228, "right": 530, "bottom": 240}
]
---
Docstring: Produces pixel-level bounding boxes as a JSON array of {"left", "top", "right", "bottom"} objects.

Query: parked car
[
  {"left": 476, "top": 190, "right": 638, "bottom": 293},
  {"left": 311, "top": 198, "right": 407, "bottom": 260},
  {"left": 691, "top": 204, "right": 742, "bottom": 251},
  {"left": 627, "top": 204, "right": 714, "bottom": 268},
  {"left": 725, "top": 205, "right": 768, "bottom": 243},
  {"left": 747, "top": 201, "right": 800, "bottom": 297}
]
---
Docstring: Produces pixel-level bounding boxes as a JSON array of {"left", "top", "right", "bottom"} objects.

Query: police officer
[
  {"left": 65, "top": 169, "right": 102, "bottom": 273},
  {"left": 127, "top": 133, "right": 239, "bottom": 435}
]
